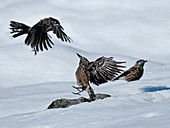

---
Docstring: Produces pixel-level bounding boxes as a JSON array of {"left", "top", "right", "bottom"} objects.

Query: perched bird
[
  {"left": 113, "top": 59, "right": 147, "bottom": 82},
  {"left": 73, "top": 53, "right": 126, "bottom": 100},
  {"left": 10, "top": 17, "right": 72, "bottom": 55}
]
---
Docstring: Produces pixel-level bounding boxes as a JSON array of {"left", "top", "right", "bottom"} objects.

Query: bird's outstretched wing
[
  {"left": 25, "top": 23, "right": 54, "bottom": 55},
  {"left": 52, "top": 24, "right": 72, "bottom": 43},
  {"left": 87, "top": 56, "right": 126, "bottom": 85},
  {"left": 24, "top": 17, "right": 72, "bottom": 55}
]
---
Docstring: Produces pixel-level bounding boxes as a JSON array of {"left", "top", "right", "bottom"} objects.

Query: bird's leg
[
  {"left": 31, "top": 48, "right": 37, "bottom": 55},
  {"left": 72, "top": 86, "right": 82, "bottom": 91},
  {"left": 72, "top": 90, "right": 84, "bottom": 95},
  {"left": 72, "top": 86, "right": 86, "bottom": 95},
  {"left": 85, "top": 84, "right": 95, "bottom": 101}
]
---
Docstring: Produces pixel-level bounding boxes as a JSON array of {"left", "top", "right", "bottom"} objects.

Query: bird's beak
[
  {"left": 144, "top": 60, "right": 148, "bottom": 63},
  {"left": 76, "top": 53, "right": 82, "bottom": 59}
]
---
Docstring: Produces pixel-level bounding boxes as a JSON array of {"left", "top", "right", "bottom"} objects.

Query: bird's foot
[{"left": 72, "top": 86, "right": 85, "bottom": 95}]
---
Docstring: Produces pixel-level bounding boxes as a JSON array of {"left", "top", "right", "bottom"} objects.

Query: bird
[
  {"left": 9, "top": 17, "right": 72, "bottom": 55},
  {"left": 73, "top": 53, "right": 126, "bottom": 100},
  {"left": 113, "top": 59, "right": 147, "bottom": 82}
]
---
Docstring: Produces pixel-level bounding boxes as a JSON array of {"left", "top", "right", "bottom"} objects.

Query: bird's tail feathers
[
  {"left": 112, "top": 70, "right": 131, "bottom": 81},
  {"left": 10, "top": 21, "right": 30, "bottom": 38}
]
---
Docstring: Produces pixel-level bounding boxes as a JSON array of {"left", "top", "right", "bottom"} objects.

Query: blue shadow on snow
[{"left": 142, "top": 86, "right": 170, "bottom": 92}]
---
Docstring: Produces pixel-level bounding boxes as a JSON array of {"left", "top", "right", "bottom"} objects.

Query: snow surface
[{"left": 0, "top": 0, "right": 170, "bottom": 128}]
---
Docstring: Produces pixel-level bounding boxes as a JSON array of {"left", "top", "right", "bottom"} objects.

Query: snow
[{"left": 0, "top": 0, "right": 170, "bottom": 128}]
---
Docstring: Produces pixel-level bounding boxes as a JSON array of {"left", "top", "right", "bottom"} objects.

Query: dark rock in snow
[{"left": 47, "top": 93, "right": 111, "bottom": 109}]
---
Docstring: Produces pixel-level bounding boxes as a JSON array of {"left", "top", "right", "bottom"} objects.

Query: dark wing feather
[
  {"left": 125, "top": 67, "right": 144, "bottom": 81},
  {"left": 113, "top": 66, "right": 139, "bottom": 81},
  {"left": 113, "top": 70, "right": 132, "bottom": 81},
  {"left": 52, "top": 24, "right": 72, "bottom": 43},
  {"left": 25, "top": 24, "right": 54, "bottom": 55},
  {"left": 88, "top": 56, "right": 126, "bottom": 85}
]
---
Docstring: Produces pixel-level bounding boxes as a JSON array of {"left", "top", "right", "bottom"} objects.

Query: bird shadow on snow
[{"left": 141, "top": 86, "right": 170, "bottom": 92}]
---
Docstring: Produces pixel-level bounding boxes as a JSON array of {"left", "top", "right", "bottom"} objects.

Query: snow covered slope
[{"left": 0, "top": 0, "right": 170, "bottom": 128}]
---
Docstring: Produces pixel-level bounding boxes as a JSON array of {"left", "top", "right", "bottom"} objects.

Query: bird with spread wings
[
  {"left": 10, "top": 17, "right": 72, "bottom": 55},
  {"left": 73, "top": 53, "right": 126, "bottom": 100}
]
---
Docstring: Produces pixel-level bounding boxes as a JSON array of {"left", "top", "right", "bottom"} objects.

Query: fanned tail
[{"left": 10, "top": 21, "right": 30, "bottom": 38}]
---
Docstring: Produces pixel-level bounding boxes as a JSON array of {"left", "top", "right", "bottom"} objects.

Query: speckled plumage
[
  {"left": 73, "top": 53, "right": 126, "bottom": 100},
  {"left": 114, "top": 60, "right": 147, "bottom": 82}
]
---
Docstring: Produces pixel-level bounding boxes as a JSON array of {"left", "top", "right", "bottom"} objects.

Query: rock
[
  {"left": 94, "top": 93, "right": 111, "bottom": 100},
  {"left": 47, "top": 93, "right": 111, "bottom": 109}
]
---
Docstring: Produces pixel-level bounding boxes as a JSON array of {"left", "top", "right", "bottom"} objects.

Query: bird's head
[
  {"left": 49, "top": 17, "right": 60, "bottom": 24},
  {"left": 76, "top": 53, "right": 89, "bottom": 66},
  {"left": 49, "top": 17, "right": 64, "bottom": 29},
  {"left": 135, "top": 59, "right": 147, "bottom": 67}
]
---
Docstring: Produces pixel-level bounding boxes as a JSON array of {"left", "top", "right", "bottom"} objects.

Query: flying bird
[
  {"left": 113, "top": 59, "right": 147, "bottom": 82},
  {"left": 10, "top": 17, "right": 72, "bottom": 55},
  {"left": 73, "top": 53, "right": 126, "bottom": 100}
]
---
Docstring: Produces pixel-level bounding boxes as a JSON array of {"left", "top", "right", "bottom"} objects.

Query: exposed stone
[{"left": 47, "top": 93, "right": 111, "bottom": 109}]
